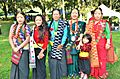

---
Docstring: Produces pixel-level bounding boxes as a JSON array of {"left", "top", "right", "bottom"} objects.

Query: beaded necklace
[
  {"left": 69, "top": 19, "right": 78, "bottom": 35},
  {"left": 12, "top": 24, "right": 22, "bottom": 38}
]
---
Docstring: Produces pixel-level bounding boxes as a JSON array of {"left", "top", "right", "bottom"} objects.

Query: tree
[
  {"left": 0, "top": 0, "right": 8, "bottom": 19},
  {"left": 8, "top": 0, "right": 31, "bottom": 16}
]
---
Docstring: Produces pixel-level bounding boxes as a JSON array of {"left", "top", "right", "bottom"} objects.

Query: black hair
[
  {"left": 93, "top": 7, "right": 103, "bottom": 15},
  {"left": 71, "top": 8, "right": 80, "bottom": 17},
  {"left": 52, "top": 8, "right": 61, "bottom": 15},
  {"left": 82, "top": 34, "right": 92, "bottom": 43},
  {"left": 91, "top": 10, "right": 94, "bottom": 16},
  {"left": 34, "top": 14, "right": 48, "bottom": 39},
  {"left": 15, "top": 11, "right": 26, "bottom": 25},
  {"left": 48, "top": 9, "right": 61, "bottom": 40}
]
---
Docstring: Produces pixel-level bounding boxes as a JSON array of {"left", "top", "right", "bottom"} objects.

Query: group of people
[{"left": 9, "top": 7, "right": 117, "bottom": 79}]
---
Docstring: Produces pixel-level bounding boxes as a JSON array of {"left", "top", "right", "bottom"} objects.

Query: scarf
[
  {"left": 29, "top": 26, "right": 42, "bottom": 68},
  {"left": 11, "top": 24, "right": 30, "bottom": 64},
  {"left": 12, "top": 24, "right": 30, "bottom": 50},
  {"left": 85, "top": 20, "right": 106, "bottom": 67},
  {"left": 50, "top": 20, "right": 66, "bottom": 60}
]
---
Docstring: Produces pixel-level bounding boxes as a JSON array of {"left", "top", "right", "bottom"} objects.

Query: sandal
[
  {"left": 83, "top": 74, "right": 88, "bottom": 79},
  {"left": 99, "top": 73, "right": 108, "bottom": 79},
  {"left": 79, "top": 72, "right": 84, "bottom": 79}
]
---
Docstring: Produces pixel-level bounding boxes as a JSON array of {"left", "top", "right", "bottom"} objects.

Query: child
[{"left": 77, "top": 34, "right": 92, "bottom": 79}]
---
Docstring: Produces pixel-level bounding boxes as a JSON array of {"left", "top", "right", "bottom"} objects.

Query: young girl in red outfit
[
  {"left": 30, "top": 14, "right": 48, "bottom": 79},
  {"left": 77, "top": 34, "right": 92, "bottom": 79}
]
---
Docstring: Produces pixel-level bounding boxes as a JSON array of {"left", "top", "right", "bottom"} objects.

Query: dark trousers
[
  {"left": 79, "top": 59, "right": 90, "bottom": 75},
  {"left": 32, "top": 48, "right": 46, "bottom": 79},
  {"left": 10, "top": 50, "right": 29, "bottom": 79},
  {"left": 48, "top": 50, "right": 67, "bottom": 79}
]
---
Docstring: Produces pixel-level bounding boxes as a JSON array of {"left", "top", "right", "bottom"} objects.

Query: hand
[
  {"left": 38, "top": 53, "right": 44, "bottom": 59},
  {"left": 76, "top": 42, "right": 83, "bottom": 50},
  {"left": 57, "top": 44, "right": 63, "bottom": 50},
  {"left": 76, "top": 45, "right": 80, "bottom": 50},
  {"left": 13, "top": 47, "right": 19, "bottom": 53},
  {"left": 106, "top": 43, "right": 110, "bottom": 49}
]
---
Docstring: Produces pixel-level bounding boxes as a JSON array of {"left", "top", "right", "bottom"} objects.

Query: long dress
[
  {"left": 66, "top": 21, "right": 86, "bottom": 76},
  {"left": 86, "top": 19, "right": 111, "bottom": 78},
  {"left": 10, "top": 24, "right": 30, "bottom": 79}
]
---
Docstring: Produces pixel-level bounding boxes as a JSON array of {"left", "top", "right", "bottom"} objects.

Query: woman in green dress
[{"left": 66, "top": 8, "right": 86, "bottom": 77}]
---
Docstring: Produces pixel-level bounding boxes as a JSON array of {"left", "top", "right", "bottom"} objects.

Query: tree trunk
[
  {"left": 98, "top": 0, "right": 102, "bottom": 6},
  {"left": 110, "top": 0, "right": 112, "bottom": 9},
  {"left": 3, "top": 2, "right": 7, "bottom": 20}
]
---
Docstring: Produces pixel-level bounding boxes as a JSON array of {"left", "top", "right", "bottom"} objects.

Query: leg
[
  {"left": 57, "top": 51, "right": 67, "bottom": 79},
  {"left": 48, "top": 56, "right": 57, "bottom": 79},
  {"left": 10, "top": 63, "right": 19, "bottom": 79},
  {"left": 18, "top": 50, "right": 29, "bottom": 79},
  {"left": 32, "top": 68, "right": 37, "bottom": 79},
  {"left": 33, "top": 48, "right": 46, "bottom": 79},
  {"left": 72, "top": 55, "right": 79, "bottom": 75},
  {"left": 36, "top": 54, "right": 46, "bottom": 79}
]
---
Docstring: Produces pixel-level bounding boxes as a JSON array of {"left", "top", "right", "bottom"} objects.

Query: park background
[{"left": 0, "top": 0, "right": 120, "bottom": 79}]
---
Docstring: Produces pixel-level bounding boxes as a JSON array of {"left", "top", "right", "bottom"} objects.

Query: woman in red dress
[{"left": 86, "top": 8, "right": 111, "bottom": 79}]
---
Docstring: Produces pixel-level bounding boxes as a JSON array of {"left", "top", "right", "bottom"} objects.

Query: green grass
[{"left": 0, "top": 21, "right": 120, "bottom": 79}]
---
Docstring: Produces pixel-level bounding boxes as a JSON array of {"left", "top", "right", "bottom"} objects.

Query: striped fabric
[{"left": 50, "top": 20, "right": 66, "bottom": 60}]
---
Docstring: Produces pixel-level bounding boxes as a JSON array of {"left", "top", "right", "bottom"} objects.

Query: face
[
  {"left": 16, "top": 13, "right": 25, "bottom": 24},
  {"left": 52, "top": 10, "right": 60, "bottom": 21},
  {"left": 71, "top": 9, "right": 78, "bottom": 20},
  {"left": 35, "top": 16, "right": 42, "bottom": 26},
  {"left": 83, "top": 37, "right": 89, "bottom": 44},
  {"left": 94, "top": 9, "right": 102, "bottom": 21}
]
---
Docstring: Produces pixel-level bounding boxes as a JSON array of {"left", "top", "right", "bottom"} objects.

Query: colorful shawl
[
  {"left": 85, "top": 20, "right": 106, "bottom": 67},
  {"left": 12, "top": 24, "right": 30, "bottom": 49},
  {"left": 11, "top": 24, "right": 30, "bottom": 63}
]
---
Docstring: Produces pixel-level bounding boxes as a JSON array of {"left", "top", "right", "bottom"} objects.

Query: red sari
[
  {"left": 91, "top": 20, "right": 108, "bottom": 78},
  {"left": 85, "top": 19, "right": 116, "bottom": 79}
]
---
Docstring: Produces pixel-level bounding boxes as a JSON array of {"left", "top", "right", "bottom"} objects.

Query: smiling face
[
  {"left": 71, "top": 9, "right": 79, "bottom": 20},
  {"left": 35, "top": 16, "right": 43, "bottom": 26},
  {"left": 52, "top": 10, "right": 60, "bottom": 21},
  {"left": 83, "top": 37, "right": 89, "bottom": 44},
  {"left": 94, "top": 9, "right": 103, "bottom": 21},
  {"left": 16, "top": 13, "right": 25, "bottom": 24}
]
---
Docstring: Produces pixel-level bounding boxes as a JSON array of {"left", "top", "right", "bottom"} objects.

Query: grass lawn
[{"left": 0, "top": 21, "right": 120, "bottom": 79}]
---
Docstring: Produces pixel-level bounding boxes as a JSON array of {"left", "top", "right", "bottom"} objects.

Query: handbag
[
  {"left": 79, "top": 52, "right": 89, "bottom": 59},
  {"left": 11, "top": 50, "right": 22, "bottom": 65}
]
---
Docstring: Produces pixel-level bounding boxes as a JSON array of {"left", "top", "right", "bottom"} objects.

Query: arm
[
  {"left": 41, "top": 31, "right": 49, "bottom": 51},
  {"left": 9, "top": 24, "right": 15, "bottom": 50},
  {"left": 61, "top": 26, "right": 68, "bottom": 45},
  {"left": 105, "top": 22, "right": 111, "bottom": 49},
  {"left": 18, "top": 25, "right": 30, "bottom": 50},
  {"left": 38, "top": 31, "right": 49, "bottom": 59},
  {"left": 105, "top": 22, "right": 110, "bottom": 44},
  {"left": 57, "top": 25, "right": 68, "bottom": 50},
  {"left": 18, "top": 35, "right": 30, "bottom": 50}
]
